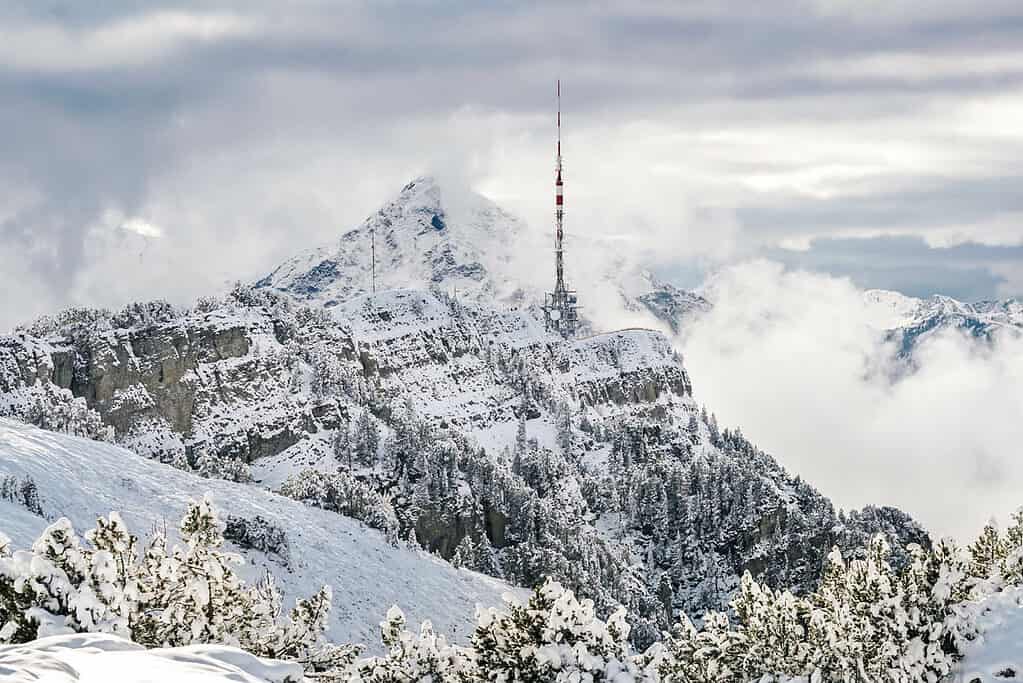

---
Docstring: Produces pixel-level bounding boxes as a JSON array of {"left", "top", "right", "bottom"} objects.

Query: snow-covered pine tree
[
  {"left": 333, "top": 424, "right": 353, "bottom": 470},
  {"left": 659, "top": 610, "right": 743, "bottom": 683},
  {"left": 353, "top": 605, "right": 467, "bottom": 683},
  {"left": 1000, "top": 508, "right": 1023, "bottom": 585},
  {"left": 81, "top": 512, "right": 139, "bottom": 636},
  {"left": 969, "top": 519, "right": 1007, "bottom": 580},
  {"left": 730, "top": 572, "right": 809, "bottom": 678},
  {"left": 146, "top": 496, "right": 253, "bottom": 647},
  {"left": 352, "top": 410, "right": 381, "bottom": 467},
  {"left": 471, "top": 578, "right": 653, "bottom": 682},
  {"left": 555, "top": 401, "right": 573, "bottom": 455},
  {"left": 451, "top": 532, "right": 503, "bottom": 578}
]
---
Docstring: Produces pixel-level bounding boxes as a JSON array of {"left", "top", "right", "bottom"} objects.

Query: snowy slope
[
  {"left": 0, "top": 419, "right": 512, "bottom": 648},
  {"left": 954, "top": 587, "right": 1023, "bottom": 682},
  {"left": 0, "top": 633, "right": 300, "bottom": 683}
]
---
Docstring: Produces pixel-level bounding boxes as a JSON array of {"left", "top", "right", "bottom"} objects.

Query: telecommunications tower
[{"left": 543, "top": 80, "right": 579, "bottom": 337}]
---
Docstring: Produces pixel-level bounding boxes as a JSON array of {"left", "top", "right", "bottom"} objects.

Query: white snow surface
[
  {"left": 0, "top": 419, "right": 513, "bottom": 648},
  {"left": 0, "top": 633, "right": 301, "bottom": 683},
  {"left": 954, "top": 587, "right": 1023, "bottom": 682}
]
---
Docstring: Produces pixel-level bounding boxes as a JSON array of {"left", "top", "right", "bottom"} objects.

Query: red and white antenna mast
[{"left": 544, "top": 79, "right": 578, "bottom": 337}]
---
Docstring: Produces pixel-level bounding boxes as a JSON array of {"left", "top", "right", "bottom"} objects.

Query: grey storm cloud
[
  {"left": 1, "top": 0, "right": 1023, "bottom": 331},
  {"left": 765, "top": 235, "right": 1023, "bottom": 301}
]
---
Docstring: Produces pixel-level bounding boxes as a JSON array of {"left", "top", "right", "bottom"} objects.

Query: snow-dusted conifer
[
  {"left": 353, "top": 605, "right": 467, "bottom": 682},
  {"left": 969, "top": 519, "right": 1007, "bottom": 580},
  {"left": 472, "top": 578, "right": 653, "bottom": 682},
  {"left": 353, "top": 410, "right": 381, "bottom": 467}
]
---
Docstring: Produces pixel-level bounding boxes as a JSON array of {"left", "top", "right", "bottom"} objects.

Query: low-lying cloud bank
[{"left": 676, "top": 260, "right": 1023, "bottom": 542}]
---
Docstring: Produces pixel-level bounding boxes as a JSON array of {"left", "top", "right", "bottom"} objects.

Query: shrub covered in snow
[
  {"left": 277, "top": 468, "right": 398, "bottom": 539},
  {"left": 0, "top": 498, "right": 357, "bottom": 677},
  {"left": 0, "top": 383, "right": 113, "bottom": 443},
  {"left": 0, "top": 475, "right": 43, "bottom": 517},
  {"left": 224, "top": 515, "right": 290, "bottom": 565},
  {"left": 5, "top": 498, "right": 1023, "bottom": 682}
]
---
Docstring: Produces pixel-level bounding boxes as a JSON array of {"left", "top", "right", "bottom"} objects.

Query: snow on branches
[{"left": 0, "top": 498, "right": 357, "bottom": 676}]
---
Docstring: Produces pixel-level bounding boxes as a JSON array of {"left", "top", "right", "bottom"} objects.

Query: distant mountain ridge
[{"left": 863, "top": 288, "right": 1023, "bottom": 356}]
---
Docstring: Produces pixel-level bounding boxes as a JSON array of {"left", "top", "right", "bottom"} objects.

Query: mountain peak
[
  {"left": 401, "top": 174, "right": 439, "bottom": 193},
  {"left": 255, "top": 176, "right": 524, "bottom": 305}
]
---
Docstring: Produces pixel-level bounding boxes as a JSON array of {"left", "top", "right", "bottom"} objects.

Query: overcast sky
[{"left": 2, "top": 1, "right": 1023, "bottom": 331}]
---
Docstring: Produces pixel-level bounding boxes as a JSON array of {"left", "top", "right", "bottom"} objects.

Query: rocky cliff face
[{"left": 0, "top": 286, "right": 696, "bottom": 472}]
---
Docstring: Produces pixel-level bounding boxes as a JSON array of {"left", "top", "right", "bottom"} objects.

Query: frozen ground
[{"left": 954, "top": 586, "right": 1023, "bottom": 682}]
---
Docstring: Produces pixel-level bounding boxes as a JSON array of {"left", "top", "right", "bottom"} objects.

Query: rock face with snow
[
  {"left": 0, "top": 285, "right": 928, "bottom": 641},
  {"left": 0, "top": 177, "right": 931, "bottom": 645}
]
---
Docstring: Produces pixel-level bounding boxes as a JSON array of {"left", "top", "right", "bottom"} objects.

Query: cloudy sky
[{"left": 3, "top": 0, "right": 1023, "bottom": 332}]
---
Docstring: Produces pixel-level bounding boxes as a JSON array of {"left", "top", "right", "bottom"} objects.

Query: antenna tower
[{"left": 543, "top": 80, "right": 579, "bottom": 337}]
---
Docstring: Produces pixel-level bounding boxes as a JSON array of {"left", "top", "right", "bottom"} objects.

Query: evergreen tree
[
  {"left": 353, "top": 410, "right": 381, "bottom": 467},
  {"left": 354, "top": 606, "right": 466, "bottom": 682},
  {"left": 555, "top": 401, "right": 573, "bottom": 455},
  {"left": 333, "top": 425, "right": 353, "bottom": 470},
  {"left": 472, "top": 578, "right": 653, "bottom": 682},
  {"left": 969, "top": 519, "right": 1007, "bottom": 580}
]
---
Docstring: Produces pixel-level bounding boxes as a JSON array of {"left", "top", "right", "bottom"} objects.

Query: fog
[{"left": 676, "top": 260, "right": 1023, "bottom": 542}]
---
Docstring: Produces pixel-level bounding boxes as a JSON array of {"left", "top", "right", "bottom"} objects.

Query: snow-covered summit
[
  {"left": 862, "top": 289, "right": 923, "bottom": 329},
  {"left": 254, "top": 176, "right": 715, "bottom": 337},
  {"left": 861, "top": 288, "right": 1023, "bottom": 356},
  {"left": 255, "top": 176, "right": 527, "bottom": 307}
]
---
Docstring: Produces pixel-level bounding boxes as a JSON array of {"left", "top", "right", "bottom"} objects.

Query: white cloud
[
  {"left": 0, "top": 11, "right": 259, "bottom": 72},
  {"left": 678, "top": 260, "right": 1023, "bottom": 542},
  {"left": 121, "top": 218, "right": 163, "bottom": 238}
]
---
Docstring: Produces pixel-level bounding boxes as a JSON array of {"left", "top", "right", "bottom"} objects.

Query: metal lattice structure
[{"left": 543, "top": 80, "right": 579, "bottom": 338}]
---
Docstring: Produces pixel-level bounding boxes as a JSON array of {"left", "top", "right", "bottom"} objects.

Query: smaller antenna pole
[{"left": 371, "top": 228, "right": 376, "bottom": 294}]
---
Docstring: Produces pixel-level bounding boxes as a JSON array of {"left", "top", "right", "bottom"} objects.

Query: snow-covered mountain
[
  {"left": 255, "top": 177, "right": 529, "bottom": 307},
  {"left": 254, "top": 175, "right": 710, "bottom": 336},
  {"left": 0, "top": 419, "right": 509, "bottom": 647},
  {"left": 863, "top": 289, "right": 1023, "bottom": 357},
  {"left": 0, "top": 280, "right": 929, "bottom": 646},
  {"left": 0, "top": 174, "right": 951, "bottom": 650}
]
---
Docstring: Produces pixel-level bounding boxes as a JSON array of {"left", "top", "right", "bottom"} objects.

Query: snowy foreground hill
[
  {"left": 0, "top": 419, "right": 509, "bottom": 646},
  {"left": 0, "top": 633, "right": 303, "bottom": 683}
]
